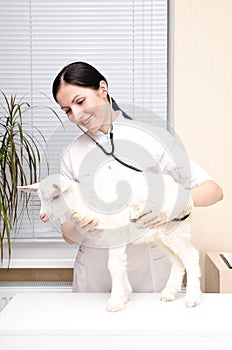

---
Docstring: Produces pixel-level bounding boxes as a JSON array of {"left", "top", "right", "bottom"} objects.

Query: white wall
[{"left": 174, "top": 0, "right": 232, "bottom": 289}]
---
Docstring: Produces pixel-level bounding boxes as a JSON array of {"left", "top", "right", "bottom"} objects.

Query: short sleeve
[
  {"left": 188, "top": 160, "right": 212, "bottom": 189},
  {"left": 146, "top": 129, "right": 213, "bottom": 189}
]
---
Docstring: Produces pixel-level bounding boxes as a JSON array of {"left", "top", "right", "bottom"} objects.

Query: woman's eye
[{"left": 77, "top": 99, "right": 85, "bottom": 105}]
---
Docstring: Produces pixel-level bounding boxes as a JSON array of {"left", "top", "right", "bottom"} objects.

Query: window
[{"left": 0, "top": 0, "right": 170, "bottom": 239}]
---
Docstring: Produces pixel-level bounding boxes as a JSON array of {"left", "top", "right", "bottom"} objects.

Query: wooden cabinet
[{"left": 205, "top": 252, "right": 232, "bottom": 292}]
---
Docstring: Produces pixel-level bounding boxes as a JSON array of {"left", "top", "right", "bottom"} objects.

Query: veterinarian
[{"left": 42, "top": 61, "right": 223, "bottom": 293}]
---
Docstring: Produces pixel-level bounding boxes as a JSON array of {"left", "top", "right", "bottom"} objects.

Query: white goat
[{"left": 18, "top": 173, "right": 201, "bottom": 312}]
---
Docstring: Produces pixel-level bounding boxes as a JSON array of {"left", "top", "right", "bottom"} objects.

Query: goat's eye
[{"left": 52, "top": 194, "right": 60, "bottom": 202}]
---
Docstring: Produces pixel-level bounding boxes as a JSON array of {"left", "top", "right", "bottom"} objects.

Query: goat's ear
[
  {"left": 17, "top": 183, "right": 39, "bottom": 193},
  {"left": 53, "top": 177, "right": 71, "bottom": 193}
]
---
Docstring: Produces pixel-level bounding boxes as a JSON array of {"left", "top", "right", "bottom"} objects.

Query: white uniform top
[{"left": 60, "top": 111, "right": 212, "bottom": 293}]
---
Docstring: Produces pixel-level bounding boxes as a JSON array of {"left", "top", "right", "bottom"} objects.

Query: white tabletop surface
[{"left": 0, "top": 292, "right": 232, "bottom": 349}]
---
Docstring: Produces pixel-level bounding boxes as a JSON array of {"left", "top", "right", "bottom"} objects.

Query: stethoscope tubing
[{"left": 75, "top": 94, "right": 142, "bottom": 172}]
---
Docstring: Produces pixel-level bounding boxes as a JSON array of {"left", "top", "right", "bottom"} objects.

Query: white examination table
[{"left": 0, "top": 292, "right": 231, "bottom": 350}]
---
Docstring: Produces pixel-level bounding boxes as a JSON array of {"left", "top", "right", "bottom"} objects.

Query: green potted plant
[{"left": 0, "top": 91, "right": 60, "bottom": 261}]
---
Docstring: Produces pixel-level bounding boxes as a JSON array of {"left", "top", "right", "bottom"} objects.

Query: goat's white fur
[{"left": 18, "top": 173, "right": 201, "bottom": 312}]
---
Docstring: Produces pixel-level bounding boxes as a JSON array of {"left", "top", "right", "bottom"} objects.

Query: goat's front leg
[
  {"left": 107, "top": 246, "right": 132, "bottom": 312},
  {"left": 160, "top": 230, "right": 201, "bottom": 307}
]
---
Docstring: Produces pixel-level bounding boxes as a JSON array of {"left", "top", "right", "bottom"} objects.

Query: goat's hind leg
[
  {"left": 161, "top": 233, "right": 201, "bottom": 307},
  {"left": 158, "top": 241, "right": 185, "bottom": 302},
  {"left": 182, "top": 246, "right": 201, "bottom": 307},
  {"left": 107, "top": 246, "right": 132, "bottom": 312}
]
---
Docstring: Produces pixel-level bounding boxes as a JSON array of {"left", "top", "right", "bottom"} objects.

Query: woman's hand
[
  {"left": 129, "top": 177, "right": 194, "bottom": 229},
  {"left": 131, "top": 180, "right": 223, "bottom": 229},
  {"left": 61, "top": 214, "right": 100, "bottom": 244},
  {"left": 130, "top": 195, "right": 193, "bottom": 229},
  {"left": 71, "top": 212, "right": 99, "bottom": 236}
]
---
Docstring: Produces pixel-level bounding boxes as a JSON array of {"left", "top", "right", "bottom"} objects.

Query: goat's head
[{"left": 18, "top": 174, "right": 78, "bottom": 221}]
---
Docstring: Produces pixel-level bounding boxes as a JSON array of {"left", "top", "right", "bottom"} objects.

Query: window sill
[
  {"left": 0, "top": 258, "right": 75, "bottom": 269},
  {"left": 2, "top": 239, "right": 78, "bottom": 261}
]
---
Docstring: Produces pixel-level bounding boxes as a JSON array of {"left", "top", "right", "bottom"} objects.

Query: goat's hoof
[
  {"left": 125, "top": 289, "right": 132, "bottom": 301},
  {"left": 160, "top": 288, "right": 176, "bottom": 302},
  {"left": 184, "top": 293, "right": 201, "bottom": 307},
  {"left": 106, "top": 297, "right": 125, "bottom": 312}
]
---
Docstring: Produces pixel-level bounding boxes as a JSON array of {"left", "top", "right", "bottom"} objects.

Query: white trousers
[{"left": 73, "top": 244, "right": 171, "bottom": 293}]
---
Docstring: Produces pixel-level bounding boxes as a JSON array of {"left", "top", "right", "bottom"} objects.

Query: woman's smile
[
  {"left": 56, "top": 83, "right": 117, "bottom": 134},
  {"left": 82, "top": 114, "right": 93, "bottom": 126}
]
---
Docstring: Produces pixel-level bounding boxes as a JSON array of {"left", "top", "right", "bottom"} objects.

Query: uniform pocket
[
  {"left": 76, "top": 245, "right": 85, "bottom": 266},
  {"left": 151, "top": 245, "right": 166, "bottom": 260}
]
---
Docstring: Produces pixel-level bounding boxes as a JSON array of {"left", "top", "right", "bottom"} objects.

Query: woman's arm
[
  {"left": 61, "top": 216, "right": 99, "bottom": 244},
  {"left": 61, "top": 221, "right": 85, "bottom": 244},
  {"left": 191, "top": 180, "right": 223, "bottom": 207}
]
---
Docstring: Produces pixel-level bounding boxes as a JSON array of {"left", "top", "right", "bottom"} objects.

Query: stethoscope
[
  {"left": 74, "top": 94, "right": 190, "bottom": 223},
  {"left": 75, "top": 93, "right": 143, "bottom": 173}
]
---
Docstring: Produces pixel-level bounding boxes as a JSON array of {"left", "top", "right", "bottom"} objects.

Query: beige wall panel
[{"left": 174, "top": 0, "right": 232, "bottom": 289}]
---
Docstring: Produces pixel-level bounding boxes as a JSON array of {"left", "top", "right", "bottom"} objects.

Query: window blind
[{"left": 0, "top": 0, "right": 168, "bottom": 239}]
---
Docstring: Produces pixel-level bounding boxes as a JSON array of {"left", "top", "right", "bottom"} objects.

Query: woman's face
[{"left": 56, "top": 82, "right": 110, "bottom": 133}]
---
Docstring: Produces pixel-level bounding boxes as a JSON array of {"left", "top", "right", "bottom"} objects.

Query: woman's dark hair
[
  {"left": 52, "top": 61, "right": 107, "bottom": 100},
  {"left": 52, "top": 61, "right": 131, "bottom": 119}
]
